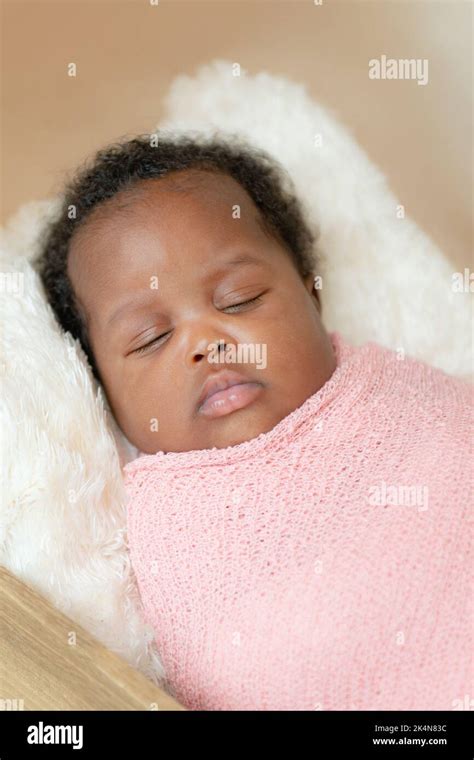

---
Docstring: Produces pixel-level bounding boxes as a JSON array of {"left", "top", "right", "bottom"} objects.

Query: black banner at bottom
[{"left": 0, "top": 710, "right": 471, "bottom": 757}]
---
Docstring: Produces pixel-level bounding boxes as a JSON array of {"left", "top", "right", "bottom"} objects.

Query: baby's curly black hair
[{"left": 34, "top": 130, "right": 320, "bottom": 382}]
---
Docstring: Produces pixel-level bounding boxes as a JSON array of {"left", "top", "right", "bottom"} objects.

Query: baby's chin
[
  {"left": 196, "top": 414, "right": 277, "bottom": 451},
  {"left": 148, "top": 401, "right": 285, "bottom": 455}
]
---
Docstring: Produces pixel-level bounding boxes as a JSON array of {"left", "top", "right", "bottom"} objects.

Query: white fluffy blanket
[{"left": 1, "top": 59, "right": 472, "bottom": 695}]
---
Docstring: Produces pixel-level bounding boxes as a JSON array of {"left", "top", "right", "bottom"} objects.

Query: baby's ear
[{"left": 303, "top": 273, "right": 322, "bottom": 313}]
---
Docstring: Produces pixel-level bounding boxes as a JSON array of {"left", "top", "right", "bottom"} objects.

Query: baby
[{"left": 36, "top": 132, "right": 472, "bottom": 711}]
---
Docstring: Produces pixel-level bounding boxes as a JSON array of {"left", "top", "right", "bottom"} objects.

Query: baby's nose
[{"left": 187, "top": 335, "right": 232, "bottom": 366}]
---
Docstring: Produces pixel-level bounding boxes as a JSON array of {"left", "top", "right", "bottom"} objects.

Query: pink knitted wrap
[{"left": 122, "top": 331, "right": 473, "bottom": 711}]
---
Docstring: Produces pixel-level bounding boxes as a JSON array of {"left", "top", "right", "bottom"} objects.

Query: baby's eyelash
[
  {"left": 133, "top": 332, "right": 170, "bottom": 355},
  {"left": 223, "top": 294, "right": 263, "bottom": 312}
]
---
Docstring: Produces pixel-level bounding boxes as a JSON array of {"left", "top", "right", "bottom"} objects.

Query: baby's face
[{"left": 67, "top": 170, "right": 336, "bottom": 453}]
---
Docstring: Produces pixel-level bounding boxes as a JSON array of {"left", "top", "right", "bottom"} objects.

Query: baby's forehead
[
  {"left": 80, "top": 170, "right": 255, "bottom": 237},
  {"left": 74, "top": 172, "right": 265, "bottom": 261}
]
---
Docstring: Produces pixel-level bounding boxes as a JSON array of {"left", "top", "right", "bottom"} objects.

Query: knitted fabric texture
[{"left": 122, "top": 331, "right": 473, "bottom": 711}]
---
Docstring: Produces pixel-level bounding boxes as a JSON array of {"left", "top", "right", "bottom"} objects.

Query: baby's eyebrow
[
  {"left": 206, "top": 253, "right": 268, "bottom": 280},
  {"left": 105, "top": 253, "right": 269, "bottom": 329}
]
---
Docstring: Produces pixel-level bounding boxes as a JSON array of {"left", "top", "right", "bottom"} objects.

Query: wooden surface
[{"left": 0, "top": 566, "right": 186, "bottom": 711}]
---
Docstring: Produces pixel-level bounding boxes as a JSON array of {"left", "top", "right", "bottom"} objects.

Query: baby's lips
[
  {"left": 197, "top": 381, "right": 264, "bottom": 419},
  {"left": 196, "top": 368, "right": 258, "bottom": 411}
]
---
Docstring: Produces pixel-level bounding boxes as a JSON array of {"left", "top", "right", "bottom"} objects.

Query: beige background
[{"left": 2, "top": 0, "right": 472, "bottom": 270}]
